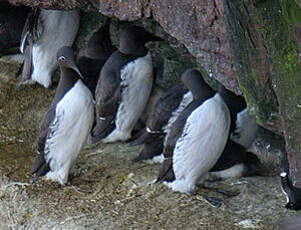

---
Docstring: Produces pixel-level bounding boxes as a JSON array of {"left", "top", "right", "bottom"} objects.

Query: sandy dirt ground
[{"left": 0, "top": 138, "right": 299, "bottom": 230}]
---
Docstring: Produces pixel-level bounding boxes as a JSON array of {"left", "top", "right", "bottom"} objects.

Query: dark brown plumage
[
  {"left": 210, "top": 140, "right": 260, "bottom": 175},
  {"left": 131, "top": 84, "right": 188, "bottom": 162},
  {"left": 158, "top": 70, "right": 260, "bottom": 184},
  {"left": 157, "top": 69, "right": 215, "bottom": 183},
  {"left": 91, "top": 26, "right": 162, "bottom": 144},
  {"left": 77, "top": 19, "right": 116, "bottom": 95},
  {"left": 218, "top": 85, "right": 246, "bottom": 133},
  {"left": 18, "top": 9, "right": 41, "bottom": 85},
  {"left": 30, "top": 46, "right": 86, "bottom": 182}
]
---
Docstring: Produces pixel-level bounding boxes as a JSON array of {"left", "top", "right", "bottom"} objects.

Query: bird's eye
[{"left": 59, "top": 56, "right": 66, "bottom": 61}]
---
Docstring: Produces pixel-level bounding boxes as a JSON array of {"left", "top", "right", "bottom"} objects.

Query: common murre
[
  {"left": 30, "top": 46, "right": 94, "bottom": 185},
  {"left": 91, "top": 25, "right": 162, "bottom": 144},
  {"left": 18, "top": 9, "right": 80, "bottom": 88}
]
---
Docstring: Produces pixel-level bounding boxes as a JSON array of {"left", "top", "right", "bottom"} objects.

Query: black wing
[
  {"left": 91, "top": 51, "right": 137, "bottom": 143},
  {"left": 156, "top": 157, "right": 175, "bottom": 182},
  {"left": 148, "top": 84, "right": 186, "bottom": 131},
  {"left": 18, "top": 9, "right": 41, "bottom": 82},
  {"left": 130, "top": 85, "right": 187, "bottom": 146},
  {"left": 132, "top": 136, "right": 164, "bottom": 163},
  {"left": 91, "top": 61, "right": 121, "bottom": 143},
  {"left": 20, "top": 9, "right": 41, "bottom": 53},
  {"left": 30, "top": 106, "right": 55, "bottom": 181},
  {"left": 157, "top": 101, "right": 200, "bottom": 183}
]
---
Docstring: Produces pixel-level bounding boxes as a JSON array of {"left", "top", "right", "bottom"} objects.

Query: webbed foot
[{"left": 194, "top": 194, "right": 223, "bottom": 208}]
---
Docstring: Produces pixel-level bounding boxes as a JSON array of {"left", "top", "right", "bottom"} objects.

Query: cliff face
[
  {"left": 1, "top": 0, "right": 300, "bottom": 183},
  {"left": 6, "top": 0, "right": 238, "bottom": 92},
  {"left": 224, "top": 0, "right": 301, "bottom": 186}
]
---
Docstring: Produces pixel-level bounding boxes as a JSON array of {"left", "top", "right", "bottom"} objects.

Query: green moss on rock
[
  {"left": 281, "top": 0, "right": 301, "bottom": 25},
  {"left": 223, "top": 0, "right": 279, "bottom": 129},
  {"left": 225, "top": 0, "right": 301, "bottom": 185}
]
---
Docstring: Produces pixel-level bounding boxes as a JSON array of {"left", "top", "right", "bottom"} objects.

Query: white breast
[
  {"left": 31, "top": 10, "right": 80, "bottom": 88},
  {"left": 102, "top": 52, "right": 153, "bottom": 143},
  {"left": 231, "top": 108, "right": 258, "bottom": 148},
  {"left": 44, "top": 80, "right": 94, "bottom": 184},
  {"left": 145, "top": 154, "right": 165, "bottom": 164},
  {"left": 206, "top": 163, "right": 246, "bottom": 181},
  {"left": 280, "top": 171, "right": 290, "bottom": 203},
  {"left": 165, "top": 94, "right": 231, "bottom": 194}
]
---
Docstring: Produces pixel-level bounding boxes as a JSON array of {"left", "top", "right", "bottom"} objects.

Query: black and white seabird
[
  {"left": 30, "top": 46, "right": 94, "bottom": 185},
  {"left": 217, "top": 85, "right": 246, "bottom": 133},
  {"left": 280, "top": 151, "right": 301, "bottom": 210},
  {"left": 132, "top": 83, "right": 258, "bottom": 166},
  {"left": 157, "top": 69, "right": 227, "bottom": 194},
  {"left": 91, "top": 25, "right": 162, "bottom": 143},
  {"left": 217, "top": 85, "right": 258, "bottom": 148},
  {"left": 206, "top": 85, "right": 260, "bottom": 181},
  {"left": 207, "top": 140, "right": 261, "bottom": 181},
  {"left": 0, "top": 3, "right": 30, "bottom": 57},
  {"left": 18, "top": 9, "right": 80, "bottom": 88},
  {"left": 76, "top": 20, "right": 116, "bottom": 143},
  {"left": 130, "top": 84, "right": 192, "bottom": 163},
  {"left": 77, "top": 19, "right": 116, "bottom": 95}
]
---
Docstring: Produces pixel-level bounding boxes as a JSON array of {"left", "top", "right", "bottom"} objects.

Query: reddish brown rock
[
  {"left": 151, "top": 0, "right": 239, "bottom": 94},
  {"left": 4, "top": 0, "right": 241, "bottom": 94}
]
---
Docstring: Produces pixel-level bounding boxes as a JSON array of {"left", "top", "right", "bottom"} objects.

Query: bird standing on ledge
[
  {"left": 130, "top": 84, "right": 192, "bottom": 163},
  {"left": 156, "top": 69, "right": 222, "bottom": 194},
  {"left": 18, "top": 9, "right": 80, "bottom": 88},
  {"left": 30, "top": 46, "right": 94, "bottom": 185},
  {"left": 91, "top": 25, "right": 162, "bottom": 144}
]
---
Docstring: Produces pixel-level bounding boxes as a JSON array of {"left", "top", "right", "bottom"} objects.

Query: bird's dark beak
[
  {"left": 147, "top": 33, "right": 163, "bottom": 42},
  {"left": 70, "top": 63, "right": 84, "bottom": 79}
]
